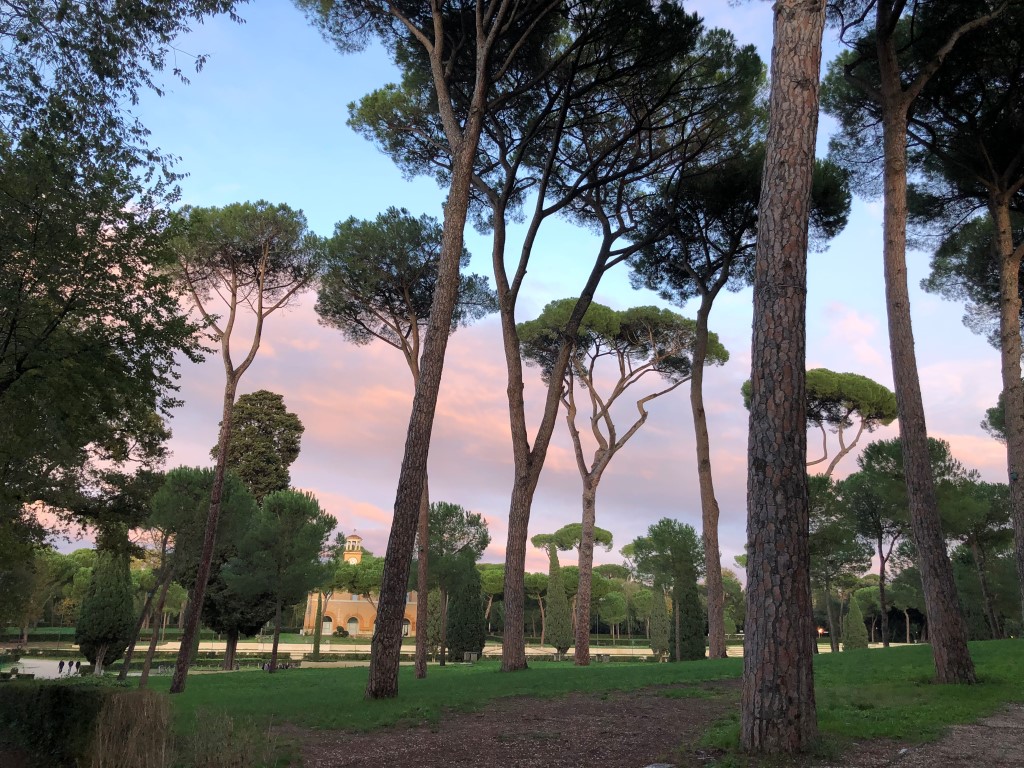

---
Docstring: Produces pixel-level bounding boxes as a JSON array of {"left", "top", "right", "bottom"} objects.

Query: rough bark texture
[
  {"left": 415, "top": 484, "right": 429, "bottom": 678},
  {"left": 740, "top": 0, "right": 823, "bottom": 753},
  {"left": 990, "top": 197, "right": 1024, "bottom": 628},
  {"left": 692, "top": 298, "right": 727, "bottom": 658},
  {"left": 365, "top": 142, "right": 476, "bottom": 698},
  {"left": 876, "top": 20, "right": 975, "bottom": 685},
  {"left": 170, "top": 375, "right": 237, "bottom": 694},
  {"left": 224, "top": 629, "right": 238, "bottom": 670},
  {"left": 573, "top": 483, "right": 598, "bottom": 666},
  {"left": 270, "top": 599, "right": 283, "bottom": 673}
]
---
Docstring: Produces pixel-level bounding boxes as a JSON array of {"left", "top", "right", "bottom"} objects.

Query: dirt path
[{"left": 289, "top": 681, "right": 1024, "bottom": 768}]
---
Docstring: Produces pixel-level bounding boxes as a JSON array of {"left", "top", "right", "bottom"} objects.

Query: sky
[{"left": 81, "top": 2, "right": 1007, "bottom": 576}]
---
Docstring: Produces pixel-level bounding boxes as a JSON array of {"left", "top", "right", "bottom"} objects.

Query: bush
[
  {"left": 843, "top": 598, "right": 869, "bottom": 651},
  {"left": 333, "top": 628, "right": 349, "bottom": 637}
]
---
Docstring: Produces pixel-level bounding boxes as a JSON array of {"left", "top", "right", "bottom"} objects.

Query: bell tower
[{"left": 344, "top": 534, "right": 363, "bottom": 565}]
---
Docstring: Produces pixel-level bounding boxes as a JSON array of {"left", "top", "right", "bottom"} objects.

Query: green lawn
[{"left": 170, "top": 640, "right": 1023, "bottom": 747}]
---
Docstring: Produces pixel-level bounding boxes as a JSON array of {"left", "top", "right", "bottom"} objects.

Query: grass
[{"left": 170, "top": 639, "right": 1023, "bottom": 754}]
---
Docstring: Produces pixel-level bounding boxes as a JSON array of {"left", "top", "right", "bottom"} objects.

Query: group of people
[{"left": 57, "top": 659, "right": 81, "bottom": 676}]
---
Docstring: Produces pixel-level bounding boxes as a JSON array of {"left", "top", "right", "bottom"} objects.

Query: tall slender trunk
[
  {"left": 140, "top": 565, "right": 174, "bottom": 689},
  {"left": 118, "top": 580, "right": 159, "bottom": 681},
  {"left": 904, "top": 610, "right": 911, "bottom": 643},
  {"left": 224, "top": 629, "right": 238, "bottom": 670},
  {"left": 990, "top": 197, "right": 1024, "bottom": 627},
  {"left": 415, "top": 482, "right": 430, "bottom": 679},
  {"left": 970, "top": 538, "right": 1001, "bottom": 640},
  {"left": 691, "top": 296, "right": 727, "bottom": 659},
  {"left": 537, "top": 596, "right": 546, "bottom": 644},
  {"left": 574, "top": 481, "right": 598, "bottom": 666},
  {"left": 269, "top": 599, "right": 282, "bottom": 673},
  {"left": 170, "top": 374, "right": 238, "bottom": 694},
  {"left": 877, "top": 540, "right": 890, "bottom": 648},
  {"left": 93, "top": 644, "right": 108, "bottom": 676},
  {"left": 824, "top": 584, "right": 839, "bottom": 653},
  {"left": 741, "top": 0, "right": 823, "bottom": 753},
  {"left": 312, "top": 592, "right": 323, "bottom": 661},
  {"left": 366, "top": 136, "right": 478, "bottom": 699},
  {"left": 673, "top": 598, "right": 681, "bottom": 662},
  {"left": 439, "top": 590, "right": 449, "bottom": 666},
  {"left": 876, "top": 31, "right": 975, "bottom": 684}
]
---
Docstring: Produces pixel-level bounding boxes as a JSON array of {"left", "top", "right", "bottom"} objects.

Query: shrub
[
  {"left": 843, "top": 597, "right": 869, "bottom": 651},
  {"left": 333, "top": 627, "right": 349, "bottom": 637}
]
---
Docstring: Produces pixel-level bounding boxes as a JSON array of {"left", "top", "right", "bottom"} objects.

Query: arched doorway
[
  {"left": 402, "top": 619, "right": 411, "bottom": 637},
  {"left": 322, "top": 615, "right": 333, "bottom": 636},
  {"left": 347, "top": 617, "right": 360, "bottom": 636}
]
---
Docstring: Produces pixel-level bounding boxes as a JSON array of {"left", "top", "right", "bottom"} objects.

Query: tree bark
[
  {"left": 269, "top": 599, "right": 282, "bottom": 673},
  {"left": 741, "top": 0, "right": 823, "bottom": 753},
  {"left": 574, "top": 482, "right": 598, "bottom": 666},
  {"left": 876, "top": 17, "right": 975, "bottom": 685},
  {"left": 312, "top": 592, "right": 323, "bottom": 661},
  {"left": 824, "top": 585, "right": 840, "bottom": 653},
  {"left": 139, "top": 569, "right": 173, "bottom": 689},
  {"left": 224, "top": 629, "right": 238, "bottom": 670},
  {"left": 439, "top": 589, "right": 448, "bottom": 667},
  {"left": 93, "top": 643, "right": 108, "bottom": 676},
  {"left": 990, "top": 195, "right": 1024, "bottom": 628},
  {"left": 691, "top": 296, "right": 727, "bottom": 659},
  {"left": 970, "top": 538, "right": 1001, "bottom": 640},
  {"left": 876, "top": 538, "right": 890, "bottom": 648},
  {"left": 415, "top": 482, "right": 430, "bottom": 679},
  {"left": 118, "top": 580, "right": 158, "bottom": 681},
  {"left": 170, "top": 374, "right": 238, "bottom": 694}
]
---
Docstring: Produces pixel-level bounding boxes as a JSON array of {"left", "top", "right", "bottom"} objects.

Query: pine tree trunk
[
  {"left": 673, "top": 598, "right": 681, "bottom": 663},
  {"left": 224, "top": 629, "right": 238, "bottom": 670},
  {"left": 365, "top": 134, "right": 478, "bottom": 699},
  {"left": 139, "top": 567, "right": 173, "bottom": 689},
  {"left": 270, "top": 599, "right": 282, "bottom": 673},
  {"left": 118, "top": 580, "right": 158, "bottom": 681},
  {"left": 170, "top": 374, "right": 238, "bottom": 694},
  {"left": 439, "top": 590, "right": 449, "bottom": 666},
  {"left": 538, "top": 597, "right": 546, "bottom": 645},
  {"left": 741, "top": 0, "right": 823, "bottom": 752},
  {"left": 878, "top": 542, "right": 890, "bottom": 648},
  {"left": 824, "top": 587, "right": 840, "bottom": 653},
  {"left": 691, "top": 296, "right": 727, "bottom": 659},
  {"left": 876, "top": 22, "right": 975, "bottom": 685},
  {"left": 574, "top": 481, "right": 598, "bottom": 666},
  {"left": 971, "top": 538, "right": 1001, "bottom": 640},
  {"left": 312, "top": 592, "right": 323, "bottom": 661},
  {"left": 990, "top": 196, "right": 1024, "bottom": 629},
  {"left": 905, "top": 610, "right": 911, "bottom": 643},
  {"left": 415, "top": 482, "right": 430, "bottom": 679}
]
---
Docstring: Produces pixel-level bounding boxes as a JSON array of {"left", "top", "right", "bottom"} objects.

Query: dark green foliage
[
  {"left": 0, "top": 679, "right": 122, "bottom": 766},
  {"left": 649, "top": 587, "right": 670, "bottom": 658},
  {"left": 74, "top": 551, "right": 136, "bottom": 670},
  {"left": 426, "top": 589, "right": 442, "bottom": 659},
  {"left": 982, "top": 391, "right": 1007, "bottom": 442},
  {"left": 212, "top": 390, "right": 304, "bottom": 503},
  {"left": 843, "top": 596, "right": 869, "bottom": 651},
  {"left": 675, "top": 559, "right": 706, "bottom": 662},
  {"left": 316, "top": 206, "right": 496, "bottom": 356},
  {"left": 543, "top": 547, "right": 573, "bottom": 654},
  {"left": 446, "top": 559, "right": 486, "bottom": 660}
]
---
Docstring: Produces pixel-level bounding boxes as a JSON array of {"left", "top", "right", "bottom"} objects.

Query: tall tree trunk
[
  {"left": 574, "top": 481, "right": 598, "bottom": 666},
  {"left": 971, "top": 538, "right": 1001, "bottom": 640},
  {"left": 691, "top": 296, "right": 727, "bottom": 659},
  {"left": 877, "top": 541, "right": 890, "bottom": 648},
  {"left": 269, "top": 599, "right": 282, "bottom": 673},
  {"left": 118, "top": 581, "right": 159, "bottom": 681},
  {"left": 741, "top": 0, "right": 823, "bottom": 753},
  {"left": 990, "top": 196, "right": 1024, "bottom": 627},
  {"left": 538, "top": 597, "right": 546, "bottom": 644},
  {"left": 439, "top": 590, "right": 449, "bottom": 666},
  {"left": 93, "top": 644, "right": 108, "bottom": 676},
  {"left": 415, "top": 482, "right": 430, "bottom": 679},
  {"left": 224, "top": 629, "right": 238, "bottom": 670},
  {"left": 139, "top": 570, "right": 173, "bottom": 689},
  {"left": 824, "top": 586, "right": 840, "bottom": 653},
  {"left": 673, "top": 597, "right": 681, "bottom": 662},
  {"left": 170, "top": 374, "right": 238, "bottom": 694},
  {"left": 366, "top": 136, "right": 479, "bottom": 699},
  {"left": 312, "top": 592, "right": 323, "bottom": 661},
  {"left": 904, "top": 609, "right": 911, "bottom": 643},
  {"left": 876, "top": 26, "right": 975, "bottom": 685}
]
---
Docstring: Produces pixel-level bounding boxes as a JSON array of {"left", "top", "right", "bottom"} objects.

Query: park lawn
[{"left": 171, "top": 639, "right": 1024, "bottom": 745}]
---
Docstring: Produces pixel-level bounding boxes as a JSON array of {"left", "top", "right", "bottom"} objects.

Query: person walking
[{"left": 58, "top": 660, "right": 65, "bottom": 675}]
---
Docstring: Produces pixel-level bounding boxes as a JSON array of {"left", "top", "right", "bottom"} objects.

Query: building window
[
  {"left": 322, "top": 615, "right": 334, "bottom": 636},
  {"left": 347, "top": 617, "right": 360, "bottom": 635},
  {"left": 402, "top": 619, "right": 411, "bottom": 637}
]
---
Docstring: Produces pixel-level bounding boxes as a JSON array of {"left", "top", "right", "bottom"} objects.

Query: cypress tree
[
  {"left": 446, "top": 559, "right": 485, "bottom": 659},
  {"left": 75, "top": 551, "right": 136, "bottom": 674},
  {"left": 676, "top": 555, "right": 706, "bottom": 661},
  {"left": 650, "top": 585, "right": 670, "bottom": 659},
  {"left": 544, "top": 544, "right": 573, "bottom": 654},
  {"left": 426, "top": 589, "right": 443, "bottom": 660},
  {"left": 843, "top": 596, "right": 869, "bottom": 651}
]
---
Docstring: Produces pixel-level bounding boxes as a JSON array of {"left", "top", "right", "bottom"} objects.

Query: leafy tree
[
  {"left": 169, "top": 201, "right": 322, "bottom": 693},
  {"left": 524, "top": 572, "right": 549, "bottom": 641},
  {"left": 222, "top": 490, "right": 335, "bottom": 673},
  {"left": 631, "top": 145, "right": 850, "bottom": 658},
  {"left": 212, "top": 390, "right": 304, "bottom": 504},
  {"left": 298, "top": 0, "right": 565, "bottom": 699},
  {"left": 629, "top": 519, "right": 705, "bottom": 663},
  {"left": 425, "top": 589, "right": 443, "bottom": 660},
  {"left": 889, "top": 566, "right": 927, "bottom": 643},
  {"left": 823, "top": 0, "right": 1011, "bottom": 686},
  {"left": 315, "top": 206, "right": 496, "bottom": 677},
  {"left": 982, "top": 391, "right": 1010, "bottom": 443},
  {"left": 649, "top": 586, "right": 670, "bottom": 659},
  {"left": 539, "top": 543, "right": 572, "bottom": 655},
  {"left": 741, "top": 0, "right": 825, "bottom": 751},
  {"left": 75, "top": 550, "right": 136, "bottom": 674},
  {"left": 334, "top": 554, "right": 386, "bottom": 607},
  {"left": 479, "top": 564, "right": 504, "bottom": 628},
  {"left": 520, "top": 299, "right": 720, "bottom": 665},
  {"left": 842, "top": 593, "right": 870, "bottom": 651},
  {"left": 139, "top": 467, "right": 257, "bottom": 687},
  {"left": 421, "top": 502, "right": 490, "bottom": 665},
  {"left": 342, "top": 0, "right": 762, "bottom": 677},
  {"left": 808, "top": 475, "right": 873, "bottom": 652},
  {"left": 446, "top": 558, "right": 486, "bottom": 660}
]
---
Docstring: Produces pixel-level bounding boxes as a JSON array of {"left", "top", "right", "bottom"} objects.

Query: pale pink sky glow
[{"left": 43, "top": 3, "right": 1008, "bottom": 580}]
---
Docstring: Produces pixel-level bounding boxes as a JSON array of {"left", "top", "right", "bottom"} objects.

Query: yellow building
[{"left": 302, "top": 534, "right": 418, "bottom": 637}]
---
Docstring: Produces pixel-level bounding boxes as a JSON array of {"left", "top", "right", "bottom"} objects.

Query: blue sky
[{"left": 103, "top": 2, "right": 1006, "bottom": 575}]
